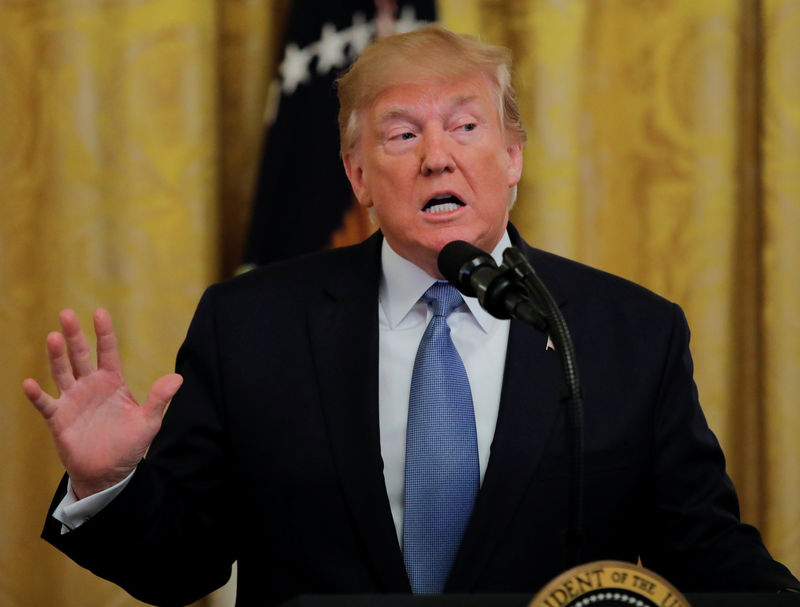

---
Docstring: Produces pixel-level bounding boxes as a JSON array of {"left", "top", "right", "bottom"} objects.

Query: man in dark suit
[{"left": 26, "top": 25, "right": 798, "bottom": 607}]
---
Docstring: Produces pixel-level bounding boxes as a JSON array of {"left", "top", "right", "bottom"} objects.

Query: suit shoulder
[
  {"left": 528, "top": 246, "right": 679, "bottom": 317},
  {"left": 202, "top": 235, "right": 381, "bottom": 308}
]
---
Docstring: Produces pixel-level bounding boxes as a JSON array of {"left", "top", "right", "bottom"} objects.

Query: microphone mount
[{"left": 437, "top": 240, "right": 548, "bottom": 331}]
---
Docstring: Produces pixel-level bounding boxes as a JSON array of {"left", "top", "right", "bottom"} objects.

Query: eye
[
  {"left": 460, "top": 123, "right": 477, "bottom": 132},
  {"left": 387, "top": 130, "right": 415, "bottom": 143}
]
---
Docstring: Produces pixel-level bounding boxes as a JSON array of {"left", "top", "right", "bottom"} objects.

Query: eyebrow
[
  {"left": 376, "top": 93, "right": 481, "bottom": 126},
  {"left": 377, "top": 108, "right": 415, "bottom": 125}
]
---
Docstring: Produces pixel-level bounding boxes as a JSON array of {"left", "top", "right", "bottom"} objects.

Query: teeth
[{"left": 424, "top": 202, "right": 461, "bottom": 214}]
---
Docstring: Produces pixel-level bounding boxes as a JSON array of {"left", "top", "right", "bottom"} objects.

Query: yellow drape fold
[
  {"left": 762, "top": 0, "right": 800, "bottom": 567},
  {"left": 1, "top": 2, "right": 220, "bottom": 606}
]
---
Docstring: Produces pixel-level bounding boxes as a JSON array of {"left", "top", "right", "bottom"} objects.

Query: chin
[
  {"left": 432, "top": 228, "right": 499, "bottom": 255},
  {"left": 426, "top": 234, "right": 467, "bottom": 259}
]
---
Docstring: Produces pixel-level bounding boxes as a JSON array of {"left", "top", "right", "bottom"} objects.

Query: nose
[{"left": 419, "top": 129, "right": 454, "bottom": 176}]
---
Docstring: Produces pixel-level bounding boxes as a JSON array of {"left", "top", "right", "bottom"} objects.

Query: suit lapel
[
  {"left": 446, "top": 237, "right": 570, "bottom": 591},
  {"left": 445, "top": 318, "right": 564, "bottom": 590},
  {"left": 306, "top": 227, "right": 572, "bottom": 593},
  {"left": 307, "top": 233, "right": 411, "bottom": 592}
]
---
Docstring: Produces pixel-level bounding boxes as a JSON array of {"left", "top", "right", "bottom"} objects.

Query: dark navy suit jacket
[{"left": 43, "top": 227, "right": 799, "bottom": 606}]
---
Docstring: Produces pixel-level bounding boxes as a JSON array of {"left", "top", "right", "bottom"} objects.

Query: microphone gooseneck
[{"left": 502, "top": 246, "right": 584, "bottom": 569}]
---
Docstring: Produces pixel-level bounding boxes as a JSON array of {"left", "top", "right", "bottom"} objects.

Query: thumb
[{"left": 144, "top": 373, "right": 183, "bottom": 418}]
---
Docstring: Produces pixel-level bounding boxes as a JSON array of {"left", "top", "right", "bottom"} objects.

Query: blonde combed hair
[{"left": 336, "top": 24, "right": 527, "bottom": 154}]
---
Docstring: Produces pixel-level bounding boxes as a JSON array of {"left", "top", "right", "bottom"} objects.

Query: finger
[
  {"left": 59, "top": 309, "right": 94, "bottom": 378},
  {"left": 144, "top": 374, "right": 183, "bottom": 419},
  {"left": 93, "top": 308, "right": 123, "bottom": 375},
  {"left": 23, "top": 378, "right": 58, "bottom": 419},
  {"left": 47, "top": 331, "right": 76, "bottom": 392}
]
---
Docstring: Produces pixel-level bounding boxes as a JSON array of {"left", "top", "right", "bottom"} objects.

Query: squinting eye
[
  {"left": 400, "top": 132, "right": 415, "bottom": 140},
  {"left": 461, "top": 123, "right": 477, "bottom": 132}
]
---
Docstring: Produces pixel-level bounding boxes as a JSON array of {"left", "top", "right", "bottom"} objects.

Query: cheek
[
  {"left": 477, "top": 160, "right": 511, "bottom": 194},
  {"left": 369, "top": 159, "right": 400, "bottom": 189},
  {"left": 373, "top": 165, "right": 418, "bottom": 203}
]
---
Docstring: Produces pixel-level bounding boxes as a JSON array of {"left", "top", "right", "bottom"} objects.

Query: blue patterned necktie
[{"left": 403, "top": 281, "right": 479, "bottom": 593}]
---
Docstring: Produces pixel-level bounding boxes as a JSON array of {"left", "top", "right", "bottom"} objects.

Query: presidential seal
[{"left": 528, "top": 560, "right": 690, "bottom": 607}]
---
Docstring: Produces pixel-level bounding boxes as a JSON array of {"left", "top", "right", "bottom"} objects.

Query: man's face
[{"left": 343, "top": 73, "right": 523, "bottom": 277}]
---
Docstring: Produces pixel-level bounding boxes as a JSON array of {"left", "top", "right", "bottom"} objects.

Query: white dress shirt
[{"left": 378, "top": 234, "right": 511, "bottom": 543}]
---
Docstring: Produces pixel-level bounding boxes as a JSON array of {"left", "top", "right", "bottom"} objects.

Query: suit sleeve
[
  {"left": 41, "top": 285, "right": 237, "bottom": 606},
  {"left": 639, "top": 303, "right": 799, "bottom": 591}
]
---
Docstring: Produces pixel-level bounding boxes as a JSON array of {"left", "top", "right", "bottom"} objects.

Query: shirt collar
[{"left": 379, "top": 231, "right": 513, "bottom": 333}]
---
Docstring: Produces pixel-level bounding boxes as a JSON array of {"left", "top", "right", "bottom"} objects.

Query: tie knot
[{"left": 423, "top": 282, "right": 464, "bottom": 318}]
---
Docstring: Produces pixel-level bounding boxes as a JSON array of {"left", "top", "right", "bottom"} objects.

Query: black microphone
[{"left": 437, "top": 241, "right": 547, "bottom": 330}]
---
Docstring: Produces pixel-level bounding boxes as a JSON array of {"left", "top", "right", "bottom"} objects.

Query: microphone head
[{"left": 438, "top": 240, "right": 498, "bottom": 297}]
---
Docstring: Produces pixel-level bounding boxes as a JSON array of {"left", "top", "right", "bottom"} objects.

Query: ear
[
  {"left": 505, "top": 142, "right": 523, "bottom": 188},
  {"left": 343, "top": 151, "right": 373, "bottom": 208}
]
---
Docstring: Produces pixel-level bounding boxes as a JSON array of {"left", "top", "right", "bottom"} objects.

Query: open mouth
[{"left": 422, "top": 194, "right": 465, "bottom": 214}]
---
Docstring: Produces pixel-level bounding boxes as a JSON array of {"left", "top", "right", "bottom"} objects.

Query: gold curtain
[
  {"left": 0, "top": 2, "right": 797, "bottom": 607},
  {"left": 0, "top": 1, "right": 289, "bottom": 606}
]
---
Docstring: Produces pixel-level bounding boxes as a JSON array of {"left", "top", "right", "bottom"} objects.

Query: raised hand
[{"left": 23, "top": 308, "right": 183, "bottom": 499}]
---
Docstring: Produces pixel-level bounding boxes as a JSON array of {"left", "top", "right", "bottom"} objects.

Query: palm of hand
[
  {"left": 49, "top": 370, "right": 159, "bottom": 495},
  {"left": 23, "top": 309, "right": 182, "bottom": 499}
]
